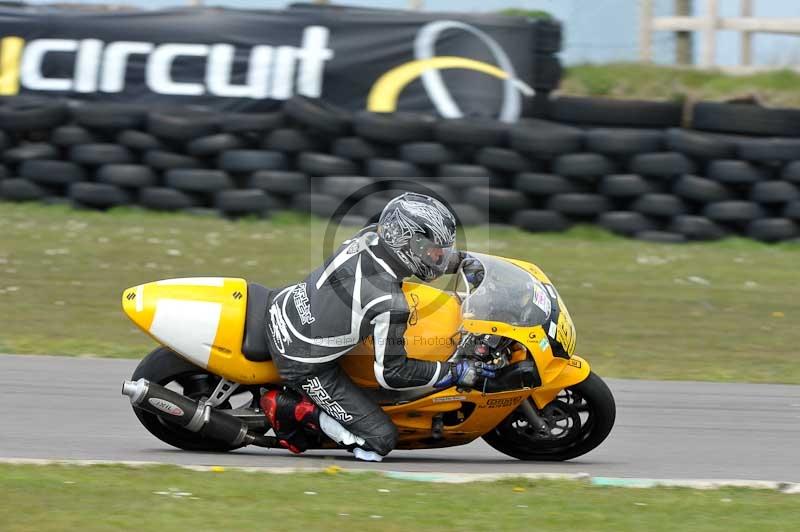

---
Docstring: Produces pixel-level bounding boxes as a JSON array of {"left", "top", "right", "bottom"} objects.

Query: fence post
[
  {"left": 676, "top": 0, "right": 694, "bottom": 64},
  {"left": 740, "top": 0, "right": 753, "bottom": 66},
  {"left": 640, "top": 0, "right": 654, "bottom": 62},
  {"left": 701, "top": 0, "right": 719, "bottom": 67}
]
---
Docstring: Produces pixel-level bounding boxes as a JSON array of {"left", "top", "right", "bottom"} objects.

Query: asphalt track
[{"left": 2, "top": 354, "right": 799, "bottom": 482}]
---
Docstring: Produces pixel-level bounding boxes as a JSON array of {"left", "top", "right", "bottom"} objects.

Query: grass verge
[
  {"left": 563, "top": 62, "right": 800, "bottom": 107},
  {"left": 1, "top": 202, "right": 799, "bottom": 383},
  {"left": 1, "top": 464, "right": 797, "bottom": 532}
]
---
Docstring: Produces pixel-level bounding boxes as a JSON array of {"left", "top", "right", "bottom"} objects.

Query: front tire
[
  {"left": 482, "top": 371, "right": 616, "bottom": 461},
  {"left": 130, "top": 347, "right": 247, "bottom": 452}
]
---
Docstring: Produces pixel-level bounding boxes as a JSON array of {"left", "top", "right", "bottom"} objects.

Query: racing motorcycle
[{"left": 120, "top": 252, "right": 615, "bottom": 461}]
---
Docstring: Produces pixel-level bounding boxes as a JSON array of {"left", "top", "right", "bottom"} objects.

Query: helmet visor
[{"left": 410, "top": 234, "right": 455, "bottom": 278}]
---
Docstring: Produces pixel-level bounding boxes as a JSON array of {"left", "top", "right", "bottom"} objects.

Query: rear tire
[
  {"left": 482, "top": 372, "right": 615, "bottom": 461},
  {"left": 130, "top": 347, "right": 244, "bottom": 452}
]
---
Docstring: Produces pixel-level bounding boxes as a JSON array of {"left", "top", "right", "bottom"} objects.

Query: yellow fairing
[
  {"left": 340, "top": 282, "right": 462, "bottom": 386},
  {"left": 122, "top": 278, "right": 280, "bottom": 385}
]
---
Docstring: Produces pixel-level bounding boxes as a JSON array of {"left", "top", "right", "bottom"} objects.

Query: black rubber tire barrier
[
  {"left": 634, "top": 230, "right": 687, "bottom": 243},
  {"left": 69, "top": 182, "right": 131, "bottom": 208},
  {"left": 70, "top": 143, "right": 134, "bottom": 165},
  {"left": 0, "top": 165, "right": 8, "bottom": 180},
  {"left": 218, "top": 150, "right": 288, "bottom": 173},
  {"left": 451, "top": 203, "right": 488, "bottom": 226},
  {"left": 96, "top": 164, "right": 157, "bottom": 188},
  {"left": 629, "top": 152, "right": 696, "bottom": 179},
  {"left": 0, "top": 178, "right": 49, "bottom": 201},
  {"left": 547, "top": 193, "right": 610, "bottom": 217},
  {"left": 380, "top": 181, "right": 458, "bottom": 205},
  {"left": 262, "top": 128, "right": 321, "bottom": 153},
  {"left": 598, "top": 211, "right": 657, "bottom": 236},
  {"left": 292, "top": 192, "right": 345, "bottom": 218},
  {"left": 139, "top": 187, "right": 200, "bottom": 210},
  {"left": 221, "top": 111, "right": 284, "bottom": 133},
  {"left": 147, "top": 110, "right": 220, "bottom": 141},
  {"left": 399, "top": 142, "right": 456, "bottom": 165},
  {"left": 746, "top": 218, "right": 798, "bottom": 242},
  {"left": 704, "top": 200, "right": 766, "bottom": 223},
  {"left": 333, "top": 137, "right": 391, "bottom": 161},
  {"left": 510, "top": 119, "right": 583, "bottom": 158},
  {"left": 668, "top": 215, "right": 728, "bottom": 241},
  {"left": 476, "top": 147, "right": 537, "bottom": 173},
  {"left": 553, "top": 153, "right": 616, "bottom": 180},
  {"left": 708, "top": 160, "right": 767, "bottom": 185},
  {"left": 319, "top": 176, "right": 374, "bottom": 199},
  {"left": 117, "top": 130, "right": 165, "bottom": 151},
  {"left": 692, "top": 102, "right": 800, "bottom": 137},
  {"left": 354, "top": 111, "right": 435, "bottom": 144},
  {"left": 165, "top": 169, "right": 235, "bottom": 193},
  {"left": 0, "top": 131, "right": 7, "bottom": 151},
  {"left": 19, "top": 160, "right": 86, "bottom": 185},
  {"left": 464, "top": 186, "right": 530, "bottom": 213},
  {"left": 631, "top": 193, "right": 688, "bottom": 218},
  {"left": 530, "top": 53, "right": 562, "bottom": 90},
  {"left": 215, "top": 189, "right": 272, "bottom": 214},
  {"left": 51, "top": 126, "right": 97, "bottom": 147},
  {"left": 736, "top": 138, "right": 800, "bottom": 162},
  {"left": 247, "top": 170, "right": 310, "bottom": 196},
  {"left": 283, "top": 96, "right": 351, "bottom": 136},
  {"left": 548, "top": 96, "right": 682, "bottom": 128},
  {"left": 4, "top": 143, "right": 59, "bottom": 164},
  {"left": 585, "top": 128, "right": 664, "bottom": 155},
  {"left": 782, "top": 161, "right": 800, "bottom": 184},
  {"left": 144, "top": 150, "right": 201, "bottom": 170},
  {"left": 512, "top": 209, "right": 570, "bottom": 232},
  {"left": 0, "top": 100, "right": 67, "bottom": 131},
  {"left": 672, "top": 174, "right": 733, "bottom": 203},
  {"left": 664, "top": 128, "right": 739, "bottom": 159},
  {"left": 70, "top": 102, "right": 146, "bottom": 131},
  {"left": 367, "top": 158, "right": 422, "bottom": 178},
  {"left": 514, "top": 172, "right": 585, "bottom": 196},
  {"left": 598, "top": 174, "right": 657, "bottom": 198},
  {"left": 339, "top": 214, "right": 369, "bottom": 227},
  {"left": 749, "top": 181, "right": 800, "bottom": 204},
  {"left": 357, "top": 196, "right": 389, "bottom": 219},
  {"left": 298, "top": 152, "right": 357, "bottom": 176},
  {"left": 187, "top": 134, "right": 244, "bottom": 157},
  {"left": 783, "top": 201, "right": 800, "bottom": 220},
  {"left": 434, "top": 118, "right": 509, "bottom": 146}
]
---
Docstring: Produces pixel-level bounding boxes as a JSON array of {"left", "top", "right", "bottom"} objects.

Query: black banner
[{"left": 0, "top": 4, "right": 538, "bottom": 121}]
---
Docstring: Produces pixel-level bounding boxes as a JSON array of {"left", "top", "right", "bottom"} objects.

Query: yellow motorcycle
[{"left": 121, "top": 252, "right": 615, "bottom": 461}]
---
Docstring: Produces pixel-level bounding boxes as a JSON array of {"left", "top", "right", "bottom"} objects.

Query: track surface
[{"left": 2, "top": 354, "right": 799, "bottom": 482}]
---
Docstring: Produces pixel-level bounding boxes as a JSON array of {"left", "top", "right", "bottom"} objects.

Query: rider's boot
[{"left": 260, "top": 389, "right": 320, "bottom": 454}]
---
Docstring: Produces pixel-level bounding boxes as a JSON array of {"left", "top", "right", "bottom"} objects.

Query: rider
[{"left": 261, "top": 193, "right": 495, "bottom": 461}]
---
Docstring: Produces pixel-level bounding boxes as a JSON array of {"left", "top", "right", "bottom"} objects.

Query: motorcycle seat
[{"left": 242, "top": 282, "right": 272, "bottom": 362}]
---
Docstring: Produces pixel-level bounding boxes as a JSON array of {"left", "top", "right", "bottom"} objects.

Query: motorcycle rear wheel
[
  {"left": 130, "top": 346, "right": 250, "bottom": 452},
  {"left": 482, "top": 371, "right": 615, "bottom": 461}
]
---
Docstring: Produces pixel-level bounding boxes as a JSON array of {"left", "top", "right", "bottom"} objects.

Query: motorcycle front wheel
[{"left": 482, "top": 371, "right": 615, "bottom": 461}]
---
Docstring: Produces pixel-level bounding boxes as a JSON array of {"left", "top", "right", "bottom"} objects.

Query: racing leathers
[{"left": 264, "top": 225, "right": 457, "bottom": 457}]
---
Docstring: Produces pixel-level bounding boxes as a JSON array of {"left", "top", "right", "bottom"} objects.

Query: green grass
[
  {"left": 563, "top": 62, "right": 800, "bottom": 107},
  {"left": 1, "top": 464, "right": 797, "bottom": 532},
  {"left": 1, "top": 201, "right": 799, "bottom": 383}
]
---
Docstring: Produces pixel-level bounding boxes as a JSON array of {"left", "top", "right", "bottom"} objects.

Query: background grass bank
[
  {"left": 1, "top": 464, "right": 797, "bottom": 532},
  {"left": 1, "top": 202, "right": 798, "bottom": 383}
]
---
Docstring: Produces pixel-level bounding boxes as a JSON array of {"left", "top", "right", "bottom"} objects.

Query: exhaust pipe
[{"left": 121, "top": 378, "right": 274, "bottom": 448}]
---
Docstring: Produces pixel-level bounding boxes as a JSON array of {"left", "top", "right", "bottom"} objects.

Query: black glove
[{"left": 434, "top": 360, "right": 497, "bottom": 389}]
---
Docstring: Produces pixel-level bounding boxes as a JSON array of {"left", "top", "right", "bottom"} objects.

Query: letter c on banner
[{"left": 146, "top": 43, "right": 209, "bottom": 96}]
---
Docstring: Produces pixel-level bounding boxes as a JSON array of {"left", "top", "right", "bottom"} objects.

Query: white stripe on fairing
[
  {"left": 149, "top": 299, "right": 222, "bottom": 368},
  {"left": 548, "top": 321, "right": 557, "bottom": 339},
  {"left": 157, "top": 277, "right": 225, "bottom": 286},
  {"left": 135, "top": 284, "right": 143, "bottom": 312}
]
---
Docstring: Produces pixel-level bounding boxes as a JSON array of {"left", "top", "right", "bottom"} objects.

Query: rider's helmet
[{"left": 376, "top": 192, "right": 458, "bottom": 281}]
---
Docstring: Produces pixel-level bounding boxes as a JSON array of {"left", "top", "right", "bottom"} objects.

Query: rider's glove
[
  {"left": 461, "top": 257, "right": 484, "bottom": 286},
  {"left": 434, "top": 360, "right": 497, "bottom": 390}
]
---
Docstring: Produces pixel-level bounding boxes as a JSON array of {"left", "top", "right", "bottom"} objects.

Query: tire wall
[{"left": 1, "top": 94, "right": 799, "bottom": 244}]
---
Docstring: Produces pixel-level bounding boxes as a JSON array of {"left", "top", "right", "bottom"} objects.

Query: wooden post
[
  {"left": 701, "top": 0, "right": 719, "bottom": 67},
  {"left": 640, "top": 0, "right": 654, "bottom": 62},
  {"left": 675, "top": 0, "right": 693, "bottom": 64},
  {"left": 409, "top": 0, "right": 424, "bottom": 9},
  {"left": 740, "top": 0, "right": 753, "bottom": 65}
]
